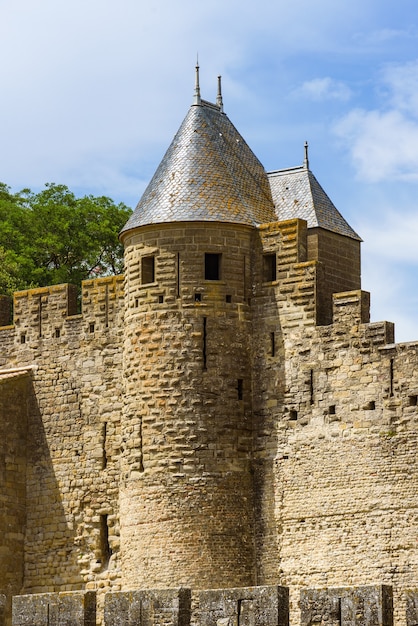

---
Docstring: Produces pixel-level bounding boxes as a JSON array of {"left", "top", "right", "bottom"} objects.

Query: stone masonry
[{"left": 0, "top": 73, "right": 418, "bottom": 626}]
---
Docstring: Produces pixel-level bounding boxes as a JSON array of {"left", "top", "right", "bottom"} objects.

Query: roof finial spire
[
  {"left": 304, "top": 141, "right": 310, "bottom": 170},
  {"left": 216, "top": 75, "right": 224, "bottom": 112},
  {"left": 194, "top": 56, "right": 201, "bottom": 105}
]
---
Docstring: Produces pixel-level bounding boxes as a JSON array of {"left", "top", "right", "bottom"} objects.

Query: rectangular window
[
  {"left": 141, "top": 256, "right": 155, "bottom": 284},
  {"left": 205, "top": 253, "right": 221, "bottom": 280},
  {"left": 263, "top": 253, "right": 277, "bottom": 282}
]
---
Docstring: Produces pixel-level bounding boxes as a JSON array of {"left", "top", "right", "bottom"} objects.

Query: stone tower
[{"left": 118, "top": 67, "right": 277, "bottom": 589}]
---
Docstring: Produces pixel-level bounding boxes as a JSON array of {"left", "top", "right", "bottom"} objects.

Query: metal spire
[
  {"left": 304, "top": 141, "right": 310, "bottom": 170},
  {"left": 194, "top": 57, "right": 201, "bottom": 105},
  {"left": 216, "top": 75, "right": 224, "bottom": 112}
]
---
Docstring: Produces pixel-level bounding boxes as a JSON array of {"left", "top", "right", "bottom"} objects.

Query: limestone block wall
[
  {"left": 199, "top": 585, "right": 289, "bottom": 626},
  {"left": 300, "top": 585, "right": 393, "bottom": 626},
  {"left": 13, "top": 591, "right": 96, "bottom": 626},
  {"left": 120, "top": 222, "right": 256, "bottom": 590},
  {"left": 11, "top": 584, "right": 402, "bottom": 626},
  {"left": 307, "top": 229, "right": 361, "bottom": 325},
  {"left": 0, "top": 277, "right": 125, "bottom": 598},
  {"left": 256, "top": 289, "right": 418, "bottom": 625},
  {"left": 251, "top": 219, "right": 317, "bottom": 584},
  {"left": 0, "top": 596, "right": 5, "bottom": 626},
  {"left": 0, "top": 373, "right": 29, "bottom": 605},
  {"left": 105, "top": 589, "right": 191, "bottom": 626}
]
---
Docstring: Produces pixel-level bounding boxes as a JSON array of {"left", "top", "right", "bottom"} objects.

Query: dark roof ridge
[
  {"left": 197, "top": 98, "right": 223, "bottom": 111},
  {"left": 268, "top": 165, "right": 306, "bottom": 175}
]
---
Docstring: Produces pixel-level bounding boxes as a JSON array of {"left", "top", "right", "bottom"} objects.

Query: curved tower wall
[{"left": 120, "top": 221, "right": 256, "bottom": 589}]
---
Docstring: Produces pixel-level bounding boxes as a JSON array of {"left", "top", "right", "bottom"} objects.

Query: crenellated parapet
[
  {"left": 0, "top": 275, "right": 124, "bottom": 349},
  {"left": 8, "top": 584, "right": 417, "bottom": 626}
]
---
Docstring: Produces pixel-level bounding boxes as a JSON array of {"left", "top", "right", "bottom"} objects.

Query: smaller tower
[{"left": 268, "top": 150, "right": 361, "bottom": 324}]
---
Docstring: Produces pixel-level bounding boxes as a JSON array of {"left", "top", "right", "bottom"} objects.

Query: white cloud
[
  {"left": 381, "top": 60, "right": 418, "bottom": 114},
  {"left": 334, "top": 59, "right": 418, "bottom": 182},
  {"left": 297, "top": 78, "right": 352, "bottom": 102},
  {"left": 360, "top": 209, "right": 418, "bottom": 263},
  {"left": 358, "top": 205, "right": 418, "bottom": 342},
  {"left": 335, "top": 108, "right": 418, "bottom": 182}
]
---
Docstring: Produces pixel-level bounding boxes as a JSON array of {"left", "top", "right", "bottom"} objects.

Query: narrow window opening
[
  {"left": 203, "top": 317, "right": 207, "bottom": 370},
  {"left": 289, "top": 409, "right": 298, "bottom": 420},
  {"left": 38, "top": 295, "right": 43, "bottom": 338},
  {"left": 102, "top": 422, "right": 108, "bottom": 470},
  {"left": 195, "top": 293, "right": 202, "bottom": 302},
  {"left": 205, "top": 253, "right": 221, "bottom": 280},
  {"left": 263, "top": 253, "right": 277, "bottom": 282},
  {"left": 105, "top": 284, "right": 109, "bottom": 328},
  {"left": 333, "top": 598, "right": 342, "bottom": 626},
  {"left": 20, "top": 333, "right": 26, "bottom": 344},
  {"left": 243, "top": 255, "right": 248, "bottom": 302},
  {"left": 158, "top": 295, "right": 164, "bottom": 303},
  {"left": 55, "top": 328, "right": 61, "bottom": 338},
  {"left": 176, "top": 252, "right": 180, "bottom": 298},
  {"left": 89, "top": 322, "right": 95, "bottom": 334},
  {"left": 135, "top": 298, "right": 139, "bottom": 308},
  {"left": 270, "top": 331, "right": 275, "bottom": 356},
  {"left": 409, "top": 395, "right": 418, "bottom": 406},
  {"left": 310, "top": 369, "right": 314, "bottom": 405},
  {"left": 226, "top": 294, "right": 232, "bottom": 303},
  {"left": 99, "top": 514, "right": 112, "bottom": 566},
  {"left": 237, "top": 379, "right": 243, "bottom": 400},
  {"left": 329, "top": 405, "right": 336, "bottom": 415},
  {"left": 141, "top": 255, "right": 155, "bottom": 284},
  {"left": 390, "top": 358, "right": 394, "bottom": 397}
]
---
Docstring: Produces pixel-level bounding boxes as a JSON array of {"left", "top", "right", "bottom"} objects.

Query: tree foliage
[{"left": 0, "top": 183, "right": 132, "bottom": 295}]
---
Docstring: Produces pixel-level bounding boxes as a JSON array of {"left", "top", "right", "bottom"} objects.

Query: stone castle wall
[
  {"left": 0, "top": 373, "right": 29, "bottom": 602},
  {"left": 0, "top": 218, "right": 418, "bottom": 625},
  {"left": 253, "top": 274, "right": 418, "bottom": 623},
  {"left": 0, "top": 277, "right": 125, "bottom": 606}
]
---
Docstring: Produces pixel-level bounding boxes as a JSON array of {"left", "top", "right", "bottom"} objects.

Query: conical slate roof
[
  {"left": 268, "top": 165, "right": 361, "bottom": 241},
  {"left": 121, "top": 99, "right": 277, "bottom": 234},
  {"left": 122, "top": 73, "right": 360, "bottom": 242}
]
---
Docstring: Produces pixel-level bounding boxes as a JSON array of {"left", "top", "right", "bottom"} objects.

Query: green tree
[{"left": 0, "top": 183, "right": 132, "bottom": 294}]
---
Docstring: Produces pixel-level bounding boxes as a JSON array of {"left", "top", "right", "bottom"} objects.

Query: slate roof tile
[
  {"left": 268, "top": 166, "right": 361, "bottom": 240},
  {"left": 122, "top": 97, "right": 360, "bottom": 243},
  {"left": 121, "top": 101, "right": 277, "bottom": 233}
]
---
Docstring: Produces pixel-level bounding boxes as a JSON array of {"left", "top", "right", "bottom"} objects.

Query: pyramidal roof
[
  {"left": 268, "top": 152, "right": 361, "bottom": 240},
  {"left": 121, "top": 71, "right": 277, "bottom": 234}
]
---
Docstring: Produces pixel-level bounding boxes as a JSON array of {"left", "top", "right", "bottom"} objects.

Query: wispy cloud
[
  {"left": 357, "top": 203, "right": 418, "bottom": 342},
  {"left": 360, "top": 209, "right": 418, "bottom": 264},
  {"left": 335, "top": 109, "right": 418, "bottom": 181},
  {"left": 382, "top": 60, "right": 418, "bottom": 114},
  {"left": 334, "top": 60, "right": 418, "bottom": 182},
  {"left": 297, "top": 78, "right": 352, "bottom": 102}
]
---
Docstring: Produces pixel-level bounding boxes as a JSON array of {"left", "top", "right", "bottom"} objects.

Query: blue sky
[{"left": 1, "top": 0, "right": 418, "bottom": 341}]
